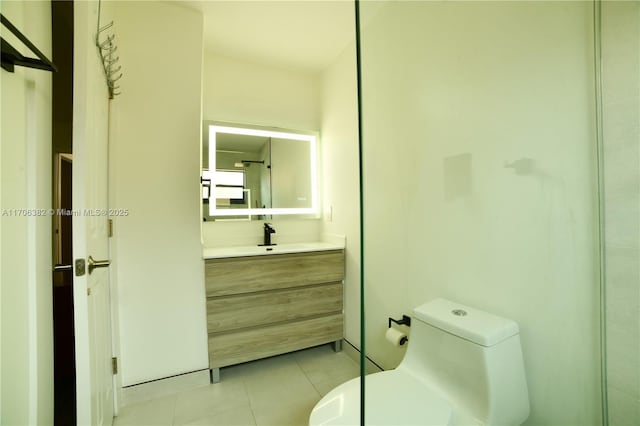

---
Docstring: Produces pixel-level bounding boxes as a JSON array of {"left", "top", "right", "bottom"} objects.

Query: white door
[{"left": 72, "top": 1, "right": 114, "bottom": 425}]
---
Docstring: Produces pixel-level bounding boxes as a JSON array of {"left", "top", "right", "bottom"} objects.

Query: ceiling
[{"left": 178, "top": 0, "right": 356, "bottom": 72}]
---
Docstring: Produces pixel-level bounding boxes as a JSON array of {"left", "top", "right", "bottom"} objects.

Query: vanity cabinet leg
[
  {"left": 210, "top": 368, "right": 220, "bottom": 384},
  {"left": 332, "top": 339, "right": 343, "bottom": 352}
]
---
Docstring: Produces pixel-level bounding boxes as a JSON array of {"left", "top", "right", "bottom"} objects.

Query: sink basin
[{"left": 203, "top": 242, "right": 344, "bottom": 259}]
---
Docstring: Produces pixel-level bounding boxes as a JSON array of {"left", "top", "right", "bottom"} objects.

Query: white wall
[
  {"left": 320, "top": 44, "right": 361, "bottom": 347},
  {"left": 201, "top": 51, "right": 323, "bottom": 246},
  {"left": 110, "top": 1, "right": 208, "bottom": 386},
  {"left": 0, "top": 1, "right": 54, "bottom": 423},
  {"left": 203, "top": 52, "right": 320, "bottom": 131},
  {"left": 601, "top": 2, "right": 640, "bottom": 424},
  {"left": 359, "top": 2, "right": 602, "bottom": 425}
]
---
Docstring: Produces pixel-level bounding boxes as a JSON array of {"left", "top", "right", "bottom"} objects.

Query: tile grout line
[
  {"left": 171, "top": 394, "right": 176, "bottom": 426},
  {"left": 292, "top": 350, "right": 324, "bottom": 399},
  {"left": 235, "top": 361, "right": 263, "bottom": 426},
  {"left": 170, "top": 393, "right": 178, "bottom": 426},
  {"left": 249, "top": 408, "right": 259, "bottom": 426}
]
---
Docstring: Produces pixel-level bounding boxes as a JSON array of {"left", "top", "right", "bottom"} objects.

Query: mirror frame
[{"left": 205, "top": 122, "right": 319, "bottom": 217}]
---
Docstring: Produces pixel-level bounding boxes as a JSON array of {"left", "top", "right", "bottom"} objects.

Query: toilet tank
[{"left": 398, "top": 299, "right": 530, "bottom": 425}]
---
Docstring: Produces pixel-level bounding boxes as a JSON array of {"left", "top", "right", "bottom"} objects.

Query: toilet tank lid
[{"left": 413, "top": 299, "right": 520, "bottom": 347}]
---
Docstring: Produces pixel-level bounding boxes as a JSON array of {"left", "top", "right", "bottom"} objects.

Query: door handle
[
  {"left": 88, "top": 255, "right": 111, "bottom": 274},
  {"left": 53, "top": 264, "right": 73, "bottom": 272}
]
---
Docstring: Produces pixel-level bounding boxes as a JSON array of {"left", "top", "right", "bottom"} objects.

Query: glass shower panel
[
  {"left": 357, "top": 1, "right": 604, "bottom": 424},
  {"left": 600, "top": 1, "right": 640, "bottom": 425}
]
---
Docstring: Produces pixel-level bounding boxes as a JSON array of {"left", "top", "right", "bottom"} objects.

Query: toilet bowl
[
  {"left": 309, "top": 299, "right": 530, "bottom": 426},
  {"left": 309, "top": 371, "right": 453, "bottom": 425}
]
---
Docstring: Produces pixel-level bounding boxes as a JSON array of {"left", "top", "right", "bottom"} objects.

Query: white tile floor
[{"left": 114, "top": 344, "right": 360, "bottom": 426}]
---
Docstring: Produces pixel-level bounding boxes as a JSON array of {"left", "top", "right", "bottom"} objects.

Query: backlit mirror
[{"left": 202, "top": 122, "right": 318, "bottom": 219}]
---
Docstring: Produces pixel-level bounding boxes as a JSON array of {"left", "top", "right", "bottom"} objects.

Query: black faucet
[{"left": 259, "top": 223, "right": 276, "bottom": 246}]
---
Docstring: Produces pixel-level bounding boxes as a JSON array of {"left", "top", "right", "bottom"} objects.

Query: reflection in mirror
[{"left": 202, "top": 123, "right": 318, "bottom": 219}]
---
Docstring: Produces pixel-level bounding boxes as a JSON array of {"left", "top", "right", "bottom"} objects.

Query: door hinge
[
  {"left": 108, "top": 219, "right": 113, "bottom": 238},
  {"left": 112, "top": 357, "right": 118, "bottom": 375}
]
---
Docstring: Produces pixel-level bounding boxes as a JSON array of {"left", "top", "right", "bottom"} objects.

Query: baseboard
[
  {"left": 342, "top": 339, "right": 384, "bottom": 374},
  {"left": 121, "top": 369, "right": 210, "bottom": 407}
]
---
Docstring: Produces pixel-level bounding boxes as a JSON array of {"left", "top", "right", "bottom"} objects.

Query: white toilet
[{"left": 309, "top": 298, "right": 530, "bottom": 425}]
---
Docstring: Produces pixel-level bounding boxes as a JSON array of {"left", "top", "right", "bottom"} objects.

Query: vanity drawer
[
  {"left": 206, "top": 283, "right": 343, "bottom": 333},
  {"left": 208, "top": 313, "right": 344, "bottom": 368},
  {"left": 204, "top": 250, "right": 344, "bottom": 297}
]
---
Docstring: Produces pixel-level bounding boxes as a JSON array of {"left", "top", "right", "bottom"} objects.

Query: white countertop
[{"left": 202, "top": 241, "right": 345, "bottom": 259}]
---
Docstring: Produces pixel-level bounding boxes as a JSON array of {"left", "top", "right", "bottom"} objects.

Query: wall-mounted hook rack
[
  {"left": 95, "top": 0, "right": 122, "bottom": 99},
  {"left": 1, "top": 13, "right": 57, "bottom": 73}
]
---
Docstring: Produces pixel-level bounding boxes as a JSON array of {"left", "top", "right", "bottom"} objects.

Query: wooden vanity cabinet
[{"left": 204, "top": 250, "right": 344, "bottom": 380}]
